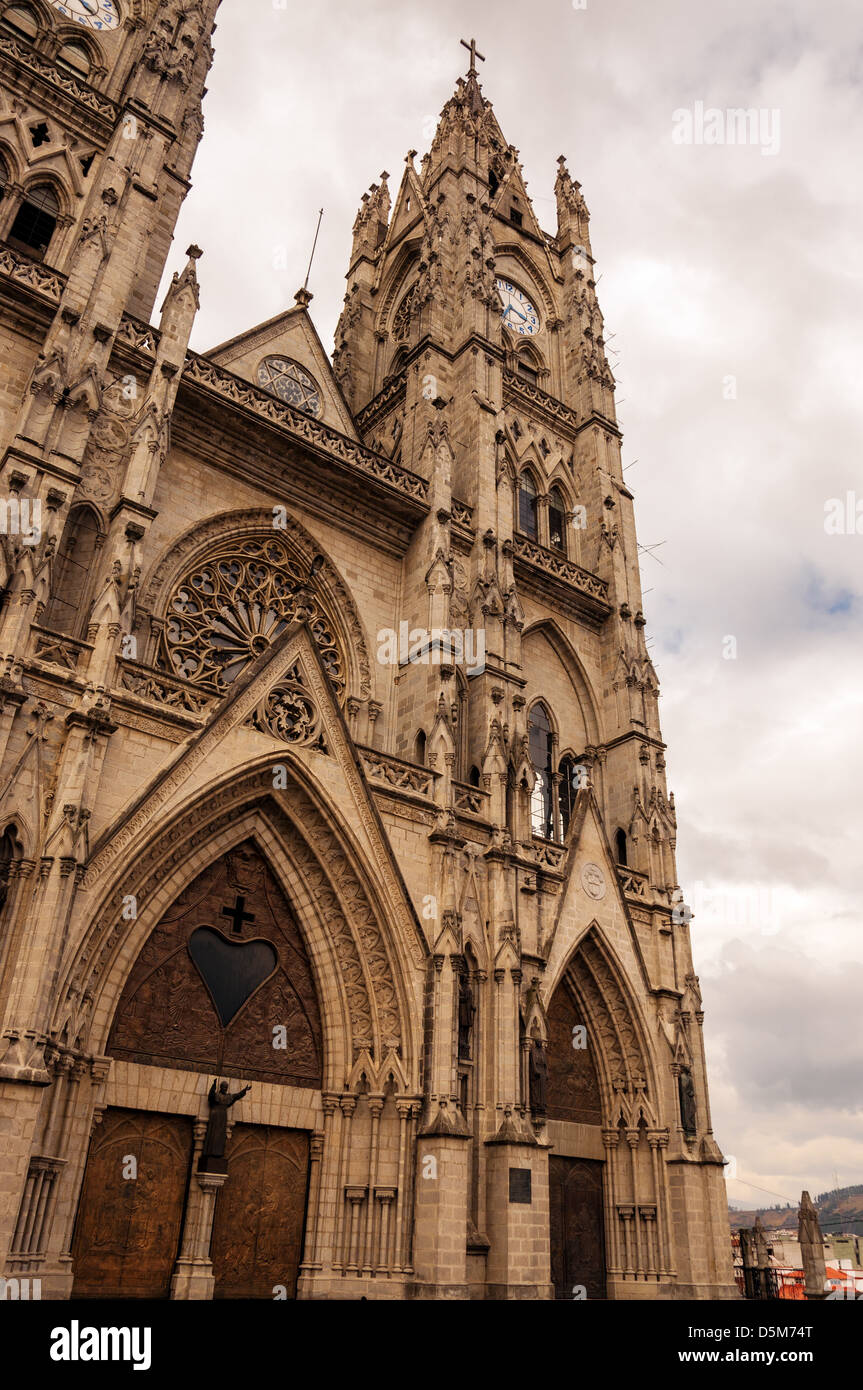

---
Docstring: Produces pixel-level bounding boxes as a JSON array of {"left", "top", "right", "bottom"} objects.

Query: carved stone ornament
[
  {"left": 581, "top": 862, "right": 606, "bottom": 900},
  {"left": 246, "top": 664, "right": 328, "bottom": 752}
]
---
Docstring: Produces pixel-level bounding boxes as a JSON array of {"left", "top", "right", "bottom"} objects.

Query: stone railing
[
  {"left": 0, "top": 243, "right": 66, "bottom": 303},
  {"left": 358, "top": 747, "right": 436, "bottom": 799},
  {"left": 116, "top": 314, "right": 162, "bottom": 356},
  {"left": 182, "top": 353, "right": 429, "bottom": 504},
  {"left": 453, "top": 781, "right": 489, "bottom": 816},
  {"left": 532, "top": 837, "right": 567, "bottom": 871},
  {"left": 0, "top": 31, "right": 118, "bottom": 121},
  {"left": 355, "top": 371, "right": 407, "bottom": 432},
  {"left": 513, "top": 534, "right": 609, "bottom": 603},
  {"left": 451, "top": 498, "right": 474, "bottom": 530},
  {"left": 29, "top": 626, "right": 92, "bottom": 673},
  {"left": 115, "top": 659, "right": 215, "bottom": 717},
  {"left": 617, "top": 866, "right": 650, "bottom": 899},
  {"left": 503, "top": 370, "right": 580, "bottom": 431}
]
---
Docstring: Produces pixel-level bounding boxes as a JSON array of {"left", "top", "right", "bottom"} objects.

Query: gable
[{"left": 205, "top": 306, "right": 359, "bottom": 439}]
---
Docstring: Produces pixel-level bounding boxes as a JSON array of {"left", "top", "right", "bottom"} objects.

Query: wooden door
[
  {"left": 210, "top": 1125, "right": 309, "bottom": 1299},
  {"left": 71, "top": 1108, "right": 193, "bottom": 1299},
  {"left": 549, "top": 1155, "right": 606, "bottom": 1300}
]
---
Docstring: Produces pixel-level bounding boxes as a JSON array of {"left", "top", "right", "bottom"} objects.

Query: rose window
[
  {"left": 160, "top": 538, "right": 344, "bottom": 698},
  {"left": 256, "top": 356, "right": 323, "bottom": 417}
]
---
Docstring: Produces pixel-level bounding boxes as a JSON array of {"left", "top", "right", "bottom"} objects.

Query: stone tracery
[{"left": 159, "top": 535, "right": 345, "bottom": 699}]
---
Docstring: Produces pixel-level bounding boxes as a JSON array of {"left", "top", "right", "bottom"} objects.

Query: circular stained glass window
[{"left": 257, "top": 356, "right": 323, "bottom": 417}]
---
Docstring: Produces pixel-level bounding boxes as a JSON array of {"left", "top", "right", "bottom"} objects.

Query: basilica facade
[{"left": 0, "top": 0, "right": 736, "bottom": 1299}]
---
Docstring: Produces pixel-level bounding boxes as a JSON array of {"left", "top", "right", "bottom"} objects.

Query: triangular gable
[
  {"left": 543, "top": 788, "right": 652, "bottom": 1000},
  {"left": 384, "top": 163, "right": 426, "bottom": 251},
  {"left": 490, "top": 159, "right": 551, "bottom": 251},
  {"left": 205, "top": 303, "right": 359, "bottom": 439},
  {"left": 83, "top": 622, "right": 428, "bottom": 976}
]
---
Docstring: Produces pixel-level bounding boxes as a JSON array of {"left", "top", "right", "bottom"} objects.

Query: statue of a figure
[
  {"left": 457, "top": 973, "right": 475, "bottom": 1061},
  {"left": 199, "top": 1079, "right": 250, "bottom": 1170},
  {"left": 798, "top": 1190, "right": 827, "bottom": 1299},
  {"left": 528, "top": 1039, "right": 548, "bottom": 1116},
  {"left": 678, "top": 1067, "right": 697, "bottom": 1135}
]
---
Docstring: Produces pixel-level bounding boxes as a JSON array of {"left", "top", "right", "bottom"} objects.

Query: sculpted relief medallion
[{"left": 581, "top": 862, "right": 606, "bottom": 900}]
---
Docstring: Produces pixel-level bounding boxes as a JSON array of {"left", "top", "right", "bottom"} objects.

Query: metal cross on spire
[{"left": 460, "top": 37, "right": 486, "bottom": 78}]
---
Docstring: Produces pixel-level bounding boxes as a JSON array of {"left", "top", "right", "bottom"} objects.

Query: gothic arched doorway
[
  {"left": 70, "top": 841, "right": 323, "bottom": 1298},
  {"left": 546, "top": 975, "right": 607, "bottom": 1300}
]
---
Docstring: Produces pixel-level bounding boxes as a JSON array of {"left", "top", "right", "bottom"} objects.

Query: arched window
[
  {"left": 549, "top": 487, "right": 567, "bottom": 553},
  {"left": 8, "top": 184, "right": 60, "bottom": 261},
  {"left": 0, "top": 824, "right": 22, "bottom": 918},
  {"left": 518, "top": 471, "right": 538, "bottom": 540},
  {"left": 558, "top": 754, "right": 583, "bottom": 840},
  {"left": 2, "top": 5, "right": 38, "bottom": 39},
  {"left": 42, "top": 504, "right": 101, "bottom": 636},
  {"left": 0, "top": 153, "right": 8, "bottom": 205},
  {"left": 529, "top": 702, "right": 555, "bottom": 839},
  {"left": 57, "top": 41, "right": 92, "bottom": 79},
  {"left": 615, "top": 828, "right": 628, "bottom": 866},
  {"left": 414, "top": 729, "right": 426, "bottom": 766},
  {"left": 516, "top": 357, "right": 538, "bottom": 387},
  {"left": 468, "top": 765, "right": 481, "bottom": 788}
]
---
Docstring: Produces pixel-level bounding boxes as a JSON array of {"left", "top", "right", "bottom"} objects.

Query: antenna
[{"left": 303, "top": 208, "right": 324, "bottom": 293}]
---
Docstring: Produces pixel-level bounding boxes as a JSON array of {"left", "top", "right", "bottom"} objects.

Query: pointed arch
[
  {"left": 57, "top": 760, "right": 423, "bottom": 1091},
  {"left": 42, "top": 501, "right": 106, "bottom": 636},
  {"left": 521, "top": 618, "right": 603, "bottom": 746},
  {"left": 374, "top": 237, "right": 422, "bottom": 331},
  {"left": 516, "top": 467, "right": 539, "bottom": 540},
  {"left": 546, "top": 926, "right": 659, "bottom": 1126},
  {"left": 492, "top": 244, "right": 557, "bottom": 322}
]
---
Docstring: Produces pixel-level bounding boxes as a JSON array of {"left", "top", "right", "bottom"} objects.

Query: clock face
[
  {"left": 50, "top": 0, "right": 122, "bottom": 30},
  {"left": 496, "top": 278, "right": 540, "bottom": 336}
]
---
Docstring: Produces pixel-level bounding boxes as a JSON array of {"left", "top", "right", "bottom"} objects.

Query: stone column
[
  {"left": 170, "top": 1122, "right": 224, "bottom": 1301},
  {"left": 332, "top": 1095, "right": 356, "bottom": 1274},
  {"left": 375, "top": 1187, "right": 396, "bottom": 1276},
  {"left": 344, "top": 1186, "right": 367, "bottom": 1274},
  {"left": 299, "top": 1129, "right": 325, "bottom": 1277}
]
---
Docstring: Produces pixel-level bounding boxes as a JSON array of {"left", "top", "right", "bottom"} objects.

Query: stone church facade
[{"left": 0, "top": 1, "right": 736, "bottom": 1300}]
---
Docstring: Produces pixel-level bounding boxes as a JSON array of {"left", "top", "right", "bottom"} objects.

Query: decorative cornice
[
  {"left": 182, "top": 352, "right": 429, "bottom": 504},
  {"left": 354, "top": 371, "right": 407, "bottom": 433},
  {"left": 0, "top": 32, "right": 118, "bottom": 124},
  {"left": 0, "top": 243, "right": 67, "bottom": 304},
  {"left": 503, "top": 369, "right": 580, "bottom": 433},
  {"left": 512, "top": 533, "right": 610, "bottom": 612}
]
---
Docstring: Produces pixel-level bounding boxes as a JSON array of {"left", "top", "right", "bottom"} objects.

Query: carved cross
[
  {"left": 221, "top": 894, "right": 256, "bottom": 937},
  {"left": 460, "top": 37, "right": 486, "bottom": 77}
]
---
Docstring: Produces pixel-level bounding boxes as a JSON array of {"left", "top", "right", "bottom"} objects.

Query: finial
[
  {"left": 294, "top": 287, "right": 313, "bottom": 308},
  {"left": 186, "top": 244, "right": 203, "bottom": 260}
]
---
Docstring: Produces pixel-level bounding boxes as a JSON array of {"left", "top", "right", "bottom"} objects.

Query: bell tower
[
  {"left": 336, "top": 42, "right": 732, "bottom": 1297},
  {"left": 0, "top": 0, "right": 220, "bottom": 670}
]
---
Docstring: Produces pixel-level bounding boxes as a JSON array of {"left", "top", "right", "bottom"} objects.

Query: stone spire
[{"left": 798, "top": 1191, "right": 828, "bottom": 1299}]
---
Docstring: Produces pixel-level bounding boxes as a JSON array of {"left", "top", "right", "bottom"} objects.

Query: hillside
[{"left": 729, "top": 1185, "right": 863, "bottom": 1236}]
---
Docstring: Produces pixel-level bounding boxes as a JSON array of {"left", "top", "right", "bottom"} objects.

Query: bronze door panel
[{"left": 71, "top": 1107, "right": 193, "bottom": 1299}]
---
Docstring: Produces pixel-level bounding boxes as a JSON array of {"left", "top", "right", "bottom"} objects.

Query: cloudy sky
[{"left": 159, "top": 0, "right": 863, "bottom": 1208}]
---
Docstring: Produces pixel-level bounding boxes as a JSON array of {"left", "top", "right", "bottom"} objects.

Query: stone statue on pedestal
[{"left": 199, "top": 1079, "right": 250, "bottom": 1171}]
